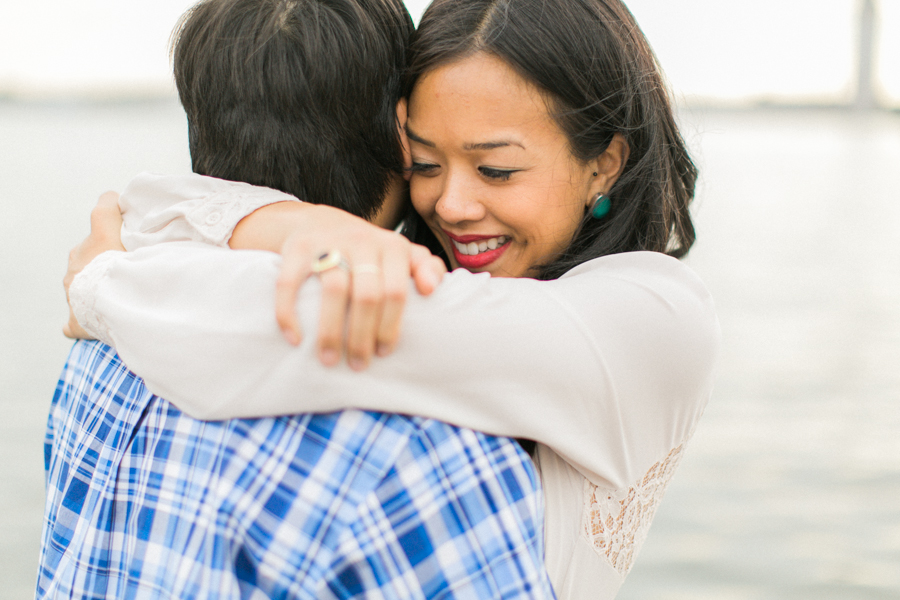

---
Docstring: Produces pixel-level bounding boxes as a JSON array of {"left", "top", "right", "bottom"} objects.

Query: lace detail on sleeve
[
  {"left": 583, "top": 444, "right": 685, "bottom": 575},
  {"left": 185, "top": 188, "right": 299, "bottom": 247},
  {"left": 68, "top": 250, "right": 121, "bottom": 345}
]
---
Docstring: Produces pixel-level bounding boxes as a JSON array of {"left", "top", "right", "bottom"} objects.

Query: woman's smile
[{"left": 444, "top": 231, "right": 511, "bottom": 268}]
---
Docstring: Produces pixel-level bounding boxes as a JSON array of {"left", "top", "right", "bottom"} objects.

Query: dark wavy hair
[
  {"left": 172, "top": 0, "right": 414, "bottom": 219},
  {"left": 402, "top": 0, "right": 697, "bottom": 278}
]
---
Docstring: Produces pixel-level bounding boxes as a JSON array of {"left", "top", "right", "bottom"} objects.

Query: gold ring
[
  {"left": 353, "top": 264, "right": 381, "bottom": 276},
  {"left": 311, "top": 250, "right": 350, "bottom": 274}
]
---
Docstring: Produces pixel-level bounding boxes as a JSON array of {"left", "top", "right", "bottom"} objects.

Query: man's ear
[
  {"left": 396, "top": 99, "right": 412, "bottom": 180},
  {"left": 586, "top": 133, "right": 630, "bottom": 203}
]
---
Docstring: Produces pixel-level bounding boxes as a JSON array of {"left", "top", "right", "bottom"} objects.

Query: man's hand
[
  {"left": 231, "top": 202, "right": 447, "bottom": 371},
  {"left": 63, "top": 191, "right": 125, "bottom": 339}
]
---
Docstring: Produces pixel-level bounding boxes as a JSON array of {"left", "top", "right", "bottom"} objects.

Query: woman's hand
[
  {"left": 63, "top": 191, "right": 125, "bottom": 339},
  {"left": 231, "top": 201, "right": 446, "bottom": 371}
]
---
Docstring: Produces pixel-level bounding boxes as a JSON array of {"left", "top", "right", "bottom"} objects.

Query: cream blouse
[{"left": 70, "top": 172, "right": 721, "bottom": 599}]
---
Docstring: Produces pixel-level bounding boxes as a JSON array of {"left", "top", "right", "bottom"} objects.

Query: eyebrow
[
  {"left": 405, "top": 127, "right": 434, "bottom": 148},
  {"left": 406, "top": 126, "right": 524, "bottom": 151},
  {"left": 464, "top": 140, "right": 524, "bottom": 151}
]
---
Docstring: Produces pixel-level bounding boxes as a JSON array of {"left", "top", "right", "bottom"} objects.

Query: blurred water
[
  {"left": 1, "top": 101, "right": 898, "bottom": 599},
  {"left": 619, "top": 108, "right": 900, "bottom": 600}
]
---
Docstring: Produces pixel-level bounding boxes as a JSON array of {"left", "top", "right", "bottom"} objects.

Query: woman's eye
[
  {"left": 409, "top": 161, "right": 439, "bottom": 176},
  {"left": 479, "top": 167, "right": 517, "bottom": 181}
]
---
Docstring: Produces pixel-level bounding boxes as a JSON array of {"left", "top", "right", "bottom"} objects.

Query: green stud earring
[{"left": 590, "top": 193, "right": 611, "bottom": 219}]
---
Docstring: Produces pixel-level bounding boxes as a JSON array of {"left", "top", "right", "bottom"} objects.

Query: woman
[{"left": 67, "top": 0, "right": 720, "bottom": 597}]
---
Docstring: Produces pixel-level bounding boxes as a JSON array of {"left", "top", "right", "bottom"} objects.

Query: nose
[{"left": 434, "top": 171, "right": 486, "bottom": 225}]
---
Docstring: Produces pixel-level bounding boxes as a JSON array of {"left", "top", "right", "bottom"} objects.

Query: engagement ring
[{"left": 312, "top": 250, "right": 350, "bottom": 274}]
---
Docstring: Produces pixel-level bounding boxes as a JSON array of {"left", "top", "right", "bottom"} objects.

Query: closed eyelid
[
  {"left": 479, "top": 166, "right": 517, "bottom": 180},
  {"left": 408, "top": 161, "right": 440, "bottom": 175}
]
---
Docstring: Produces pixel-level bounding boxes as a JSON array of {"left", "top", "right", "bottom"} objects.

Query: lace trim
[
  {"left": 583, "top": 444, "right": 686, "bottom": 575},
  {"left": 69, "top": 250, "right": 121, "bottom": 345}
]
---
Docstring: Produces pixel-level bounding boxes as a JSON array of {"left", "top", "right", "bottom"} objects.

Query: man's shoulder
[
  {"left": 51, "top": 342, "right": 422, "bottom": 490},
  {"left": 50, "top": 344, "right": 524, "bottom": 494}
]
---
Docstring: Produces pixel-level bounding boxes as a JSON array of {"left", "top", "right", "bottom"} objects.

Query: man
[{"left": 39, "top": 0, "right": 551, "bottom": 597}]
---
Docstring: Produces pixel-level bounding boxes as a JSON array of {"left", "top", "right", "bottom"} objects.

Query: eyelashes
[
  {"left": 478, "top": 167, "right": 516, "bottom": 181},
  {"left": 409, "top": 162, "right": 519, "bottom": 182},
  {"left": 408, "top": 161, "right": 438, "bottom": 175}
]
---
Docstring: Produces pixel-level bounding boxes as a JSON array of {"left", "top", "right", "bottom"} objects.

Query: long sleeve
[
  {"left": 118, "top": 172, "right": 299, "bottom": 250},
  {"left": 70, "top": 242, "right": 720, "bottom": 489}
]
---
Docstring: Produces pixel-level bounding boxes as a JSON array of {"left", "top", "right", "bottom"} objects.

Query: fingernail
[
  {"left": 284, "top": 330, "right": 300, "bottom": 346},
  {"left": 376, "top": 343, "right": 392, "bottom": 357},
  {"left": 320, "top": 349, "right": 339, "bottom": 366},
  {"left": 349, "top": 357, "right": 366, "bottom": 372}
]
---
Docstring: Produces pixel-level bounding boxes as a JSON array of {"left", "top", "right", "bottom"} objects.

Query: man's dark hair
[{"left": 172, "top": 0, "right": 414, "bottom": 219}]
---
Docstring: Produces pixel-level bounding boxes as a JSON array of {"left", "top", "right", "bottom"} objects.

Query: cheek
[
  {"left": 550, "top": 198, "right": 587, "bottom": 246},
  {"left": 510, "top": 186, "right": 583, "bottom": 244}
]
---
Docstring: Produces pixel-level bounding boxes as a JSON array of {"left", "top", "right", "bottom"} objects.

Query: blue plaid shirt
[{"left": 39, "top": 341, "right": 553, "bottom": 599}]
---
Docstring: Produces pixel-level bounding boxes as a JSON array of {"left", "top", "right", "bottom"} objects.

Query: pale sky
[{"left": 1, "top": 0, "right": 897, "bottom": 104}]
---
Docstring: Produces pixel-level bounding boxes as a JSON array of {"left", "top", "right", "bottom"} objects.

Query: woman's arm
[
  {"left": 71, "top": 243, "right": 720, "bottom": 487},
  {"left": 118, "top": 172, "right": 299, "bottom": 251},
  {"left": 70, "top": 173, "right": 446, "bottom": 367}
]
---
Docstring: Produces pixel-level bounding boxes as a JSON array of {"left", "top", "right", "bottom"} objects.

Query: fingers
[
  {"left": 275, "top": 236, "right": 313, "bottom": 345},
  {"left": 319, "top": 237, "right": 434, "bottom": 368},
  {"left": 275, "top": 229, "right": 441, "bottom": 370},
  {"left": 410, "top": 244, "right": 447, "bottom": 295},
  {"left": 374, "top": 243, "right": 410, "bottom": 358},
  {"left": 345, "top": 261, "right": 384, "bottom": 370},
  {"left": 315, "top": 266, "right": 351, "bottom": 366},
  {"left": 345, "top": 233, "right": 416, "bottom": 368}
]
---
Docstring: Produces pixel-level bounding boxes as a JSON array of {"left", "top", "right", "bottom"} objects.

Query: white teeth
[{"left": 452, "top": 236, "right": 508, "bottom": 256}]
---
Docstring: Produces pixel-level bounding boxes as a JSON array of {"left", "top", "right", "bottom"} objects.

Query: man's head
[{"left": 172, "top": 0, "right": 414, "bottom": 220}]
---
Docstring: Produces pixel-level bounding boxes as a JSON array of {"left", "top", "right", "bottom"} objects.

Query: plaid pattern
[{"left": 39, "top": 341, "right": 553, "bottom": 599}]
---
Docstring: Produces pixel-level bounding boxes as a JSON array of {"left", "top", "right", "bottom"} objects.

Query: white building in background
[{"left": 1, "top": 0, "right": 897, "bottom": 106}]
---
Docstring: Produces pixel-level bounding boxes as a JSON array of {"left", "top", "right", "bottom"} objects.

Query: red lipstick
[{"left": 444, "top": 230, "right": 510, "bottom": 270}]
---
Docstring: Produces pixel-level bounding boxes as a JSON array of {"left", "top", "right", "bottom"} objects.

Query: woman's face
[{"left": 407, "top": 53, "right": 600, "bottom": 278}]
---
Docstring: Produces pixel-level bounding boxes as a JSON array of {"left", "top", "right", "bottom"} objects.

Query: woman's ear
[
  {"left": 587, "top": 133, "right": 630, "bottom": 201},
  {"left": 396, "top": 99, "right": 412, "bottom": 180}
]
